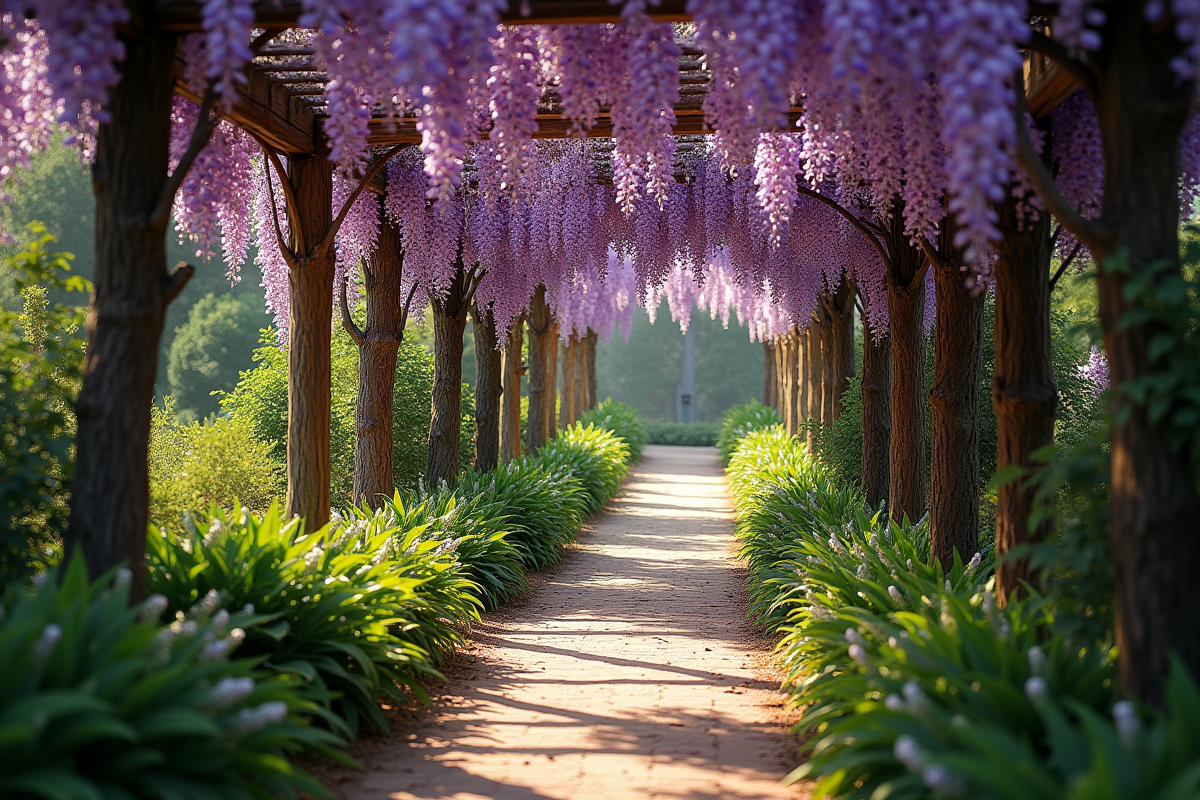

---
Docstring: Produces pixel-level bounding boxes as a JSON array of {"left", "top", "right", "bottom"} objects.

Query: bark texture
[
  {"left": 585, "top": 330, "right": 598, "bottom": 410},
  {"left": 804, "top": 321, "right": 821, "bottom": 451},
  {"left": 886, "top": 230, "right": 929, "bottom": 523},
  {"left": 861, "top": 325, "right": 892, "bottom": 510},
  {"left": 68, "top": 20, "right": 183, "bottom": 597},
  {"left": 930, "top": 252, "right": 985, "bottom": 572},
  {"left": 343, "top": 213, "right": 406, "bottom": 509},
  {"left": 472, "top": 303, "right": 502, "bottom": 473},
  {"left": 763, "top": 341, "right": 776, "bottom": 409},
  {"left": 826, "top": 277, "right": 857, "bottom": 422},
  {"left": 560, "top": 337, "right": 577, "bottom": 428},
  {"left": 283, "top": 155, "right": 335, "bottom": 528},
  {"left": 993, "top": 190, "right": 1056, "bottom": 602},
  {"left": 500, "top": 319, "right": 524, "bottom": 463},
  {"left": 427, "top": 264, "right": 472, "bottom": 485},
  {"left": 527, "top": 286, "right": 554, "bottom": 452},
  {"left": 1088, "top": 8, "right": 1200, "bottom": 703}
]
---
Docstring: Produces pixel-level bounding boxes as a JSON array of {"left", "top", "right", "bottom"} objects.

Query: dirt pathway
[{"left": 339, "top": 445, "right": 803, "bottom": 800}]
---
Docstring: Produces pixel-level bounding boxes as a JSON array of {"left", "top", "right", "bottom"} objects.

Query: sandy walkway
[{"left": 339, "top": 444, "right": 803, "bottom": 800}]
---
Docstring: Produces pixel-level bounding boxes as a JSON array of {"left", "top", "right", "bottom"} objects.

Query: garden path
[{"left": 338, "top": 445, "right": 804, "bottom": 800}]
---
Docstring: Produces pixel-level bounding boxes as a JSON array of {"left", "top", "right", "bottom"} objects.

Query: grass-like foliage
[
  {"left": 146, "top": 505, "right": 479, "bottom": 737},
  {"left": 537, "top": 423, "right": 632, "bottom": 515},
  {"left": 579, "top": 398, "right": 648, "bottom": 461},
  {"left": 716, "top": 399, "right": 781, "bottom": 463},
  {"left": 722, "top": 422, "right": 1200, "bottom": 800},
  {"left": 0, "top": 557, "right": 344, "bottom": 800},
  {"left": 382, "top": 488, "right": 528, "bottom": 611}
]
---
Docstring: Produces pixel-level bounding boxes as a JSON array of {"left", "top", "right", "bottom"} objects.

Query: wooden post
[
  {"left": 886, "top": 233, "right": 929, "bottom": 524},
  {"left": 763, "top": 339, "right": 777, "bottom": 409},
  {"left": 804, "top": 319, "right": 820, "bottom": 453},
  {"left": 427, "top": 262, "right": 472, "bottom": 485},
  {"left": 526, "top": 286, "right": 553, "bottom": 452},
  {"left": 560, "top": 336, "right": 577, "bottom": 428},
  {"left": 283, "top": 154, "right": 335, "bottom": 528},
  {"left": 68, "top": 18, "right": 185, "bottom": 597},
  {"left": 500, "top": 318, "right": 524, "bottom": 463},
  {"left": 472, "top": 302, "right": 502, "bottom": 473},
  {"left": 341, "top": 211, "right": 406, "bottom": 509},
  {"left": 861, "top": 322, "right": 892, "bottom": 510},
  {"left": 546, "top": 320, "right": 559, "bottom": 435},
  {"left": 585, "top": 329, "right": 598, "bottom": 410},
  {"left": 573, "top": 336, "right": 584, "bottom": 421}
]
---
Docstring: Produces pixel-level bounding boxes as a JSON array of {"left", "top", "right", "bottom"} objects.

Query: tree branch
[
  {"left": 1025, "top": 30, "right": 1100, "bottom": 103},
  {"left": 1049, "top": 238, "right": 1084, "bottom": 291},
  {"left": 338, "top": 273, "right": 366, "bottom": 346},
  {"left": 1013, "top": 74, "right": 1114, "bottom": 253},
  {"left": 162, "top": 261, "right": 195, "bottom": 304},
  {"left": 260, "top": 148, "right": 299, "bottom": 270},
  {"left": 151, "top": 85, "right": 218, "bottom": 231},
  {"left": 251, "top": 133, "right": 305, "bottom": 254},
  {"left": 318, "top": 145, "right": 406, "bottom": 262},
  {"left": 919, "top": 237, "right": 952, "bottom": 272},
  {"left": 796, "top": 184, "right": 894, "bottom": 269}
]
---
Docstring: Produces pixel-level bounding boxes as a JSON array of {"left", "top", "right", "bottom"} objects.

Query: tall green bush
[
  {"left": 537, "top": 423, "right": 632, "bottom": 514},
  {"left": 0, "top": 228, "right": 87, "bottom": 587},
  {"left": 579, "top": 398, "right": 647, "bottom": 460},
  {"left": 166, "top": 293, "right": 269, "bottom": 421},
  {"left": 221, "top": 328, "right": 475, "bottom": 506},
  {"left": 716, "top": 399, "right": 781, "bottom": 463},
  {"left": 148, "top": 398, "right": 283, "bottom": 528}
]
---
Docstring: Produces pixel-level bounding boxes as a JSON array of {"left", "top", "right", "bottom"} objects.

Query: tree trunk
[
  {"left": 68, "top": 21, "right": 182, "bottom": 598},
  {"left": 993, "top": 189, "right": 1056, "bottom": 603},
  {"left": 774, "top": 338, "right": 785, "bottom": 417},
  {"left": 427, "top": 266, "right": 470, "bottom": 485},
  {"left": 283, "top": 155, "right": 335, "bottom": 529},
  {"left": 930, "top": 254, "right": 985, "bottom": 572},
  {"left": 1089, "top": 7, "right": 1200, "bottom": 703},
  {"left": 472, "top": 303, "right": 502, "bottom": 473},
  {"left": 560, "top": 337, "right": 577, "bottom": 428},
  {"left": 763, "top": 340, "right": 776, "bottom": 409},
  {"left": 527, "top": 286, "right": 553, "bottom": 452},
  {"left": 794, "top": 330, "right": 806, "bottom": 429},
  {"left": 780, "top": 335, "right": 793, "bottom": 435},
  {"left": 573, "top": 336, "right": 584, "bottom": 420},
  {"left": 347, "top": 213, "right": 405, "bottom": 509},
  {"left": 500, "top": 319, "right": 524, "bottom": 463},
  {"left": 886, "top": 241, "right": 929, "bottom": 524},
  {"left": 827, "top": 277, "right": 856, "bottom": 421},
  {"left": 820, "top": 304, "right": 838, "bottom": 426},
  {"left": 861, "top": 324, "right": 892, "bottom": 510},
  {"left": 585, "top": 330, "right": 598, "bottom": 410},
  {"left": 546, "top": 321, "right": 559, "bottom": 433},
  {"left": 805, "top": 320, "right": 821, "bottom": 452}
]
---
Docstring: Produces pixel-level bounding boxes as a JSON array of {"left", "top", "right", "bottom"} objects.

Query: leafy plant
[
  {"left": 579, "top": 398, "right": 648, "bottom": 460},
  {"left": 148, "top": 398, "right": 283, "bottom": 528},
  {"left": 0, "top": 556, "right": 344, "bottom": 800},
  {"left": 537, "top": 423, "right": 631, "bottom": 515},
  {"left": 716, "top": 399, "right": 781, "bottom": 463},
  {"left": 145, "top": 505, "right": 469, "bottom": 737},
  {"left": 0, "top": 227, "right": 87, "bottom": 587}
]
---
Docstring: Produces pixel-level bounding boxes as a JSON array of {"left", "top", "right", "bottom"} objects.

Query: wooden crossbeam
[
  {"left": 154, "top": 0, "right": 689, "bottom": 31},
  {"left": 1025, "top": 52, "right": 1077, "bottom": 118}
]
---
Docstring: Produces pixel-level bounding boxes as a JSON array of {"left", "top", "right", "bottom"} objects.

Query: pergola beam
[{"left": 153, "top": 0, "right": 690, "bottom": 31}]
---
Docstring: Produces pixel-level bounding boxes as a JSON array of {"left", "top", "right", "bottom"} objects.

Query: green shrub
[
  {"left": 222, "top": 331, "right": 474, "bottom": 507},
  {"left": 716, "top": 399, "right": 781, "bottom": 463},
  {"left": 167, "top": 292, "right": 269, "bottom": 421},
  {"left": 146, "top": 505, "right": 478, "bottom": 737},
  {"left": 537, "top": 423, "right": 631, "bottom": 515},
  {"left": 579, "top": 398, "right": 647, "bottom": 460},
  {"left": 643, "top": 420, "right": 720, "bottom": 446},
  {"left": 455, "top": 459, "right": 588, "bottom": 570},
  {"left": 382, "top": 489, "right": 528, "bottom": 611},
  {"left": 148, "top": 398, "right": 283, "bottom": 528},
  {"left": 721, "top": 420, "right": 1154, "bottom": 800},
  {"left": 0, "top": 228, "right": 86, "bottom": 587},
  {"left": 0, "top": 557, "right": 343, "bottom": 800}
]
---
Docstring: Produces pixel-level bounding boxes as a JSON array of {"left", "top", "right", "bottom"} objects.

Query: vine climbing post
[
  {"left": 527, "top": 285, "right": 553, "bottom": 451},
  {"left": 427, "top": 259, "right": 477, "bottom": 485},
  {"left": 472, "top": 302, "right": 502, "bottom": 473},
  {"left": 500, "top": 317, "right": 524, "bottom": 463},
  {"left": 992, "top": 187, "right": 1056, "bottom": 603},
  {"left": 341, "top": 210, "right": 409, "bottom": 509},
  {"left": 884, "top": 212, "right": 929, "bottom": 524},
  {"left": 67, "top": 16, "right": 188, "bottom": 598},
  {"left": 283, "top": 153, "right": 335, "bottom": 528},
  {"left": 928, "top": 228, "right": 984, "bottom": 572},
  {"left": 861, "top": 320, "right": 891, "bottom": 510}
]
